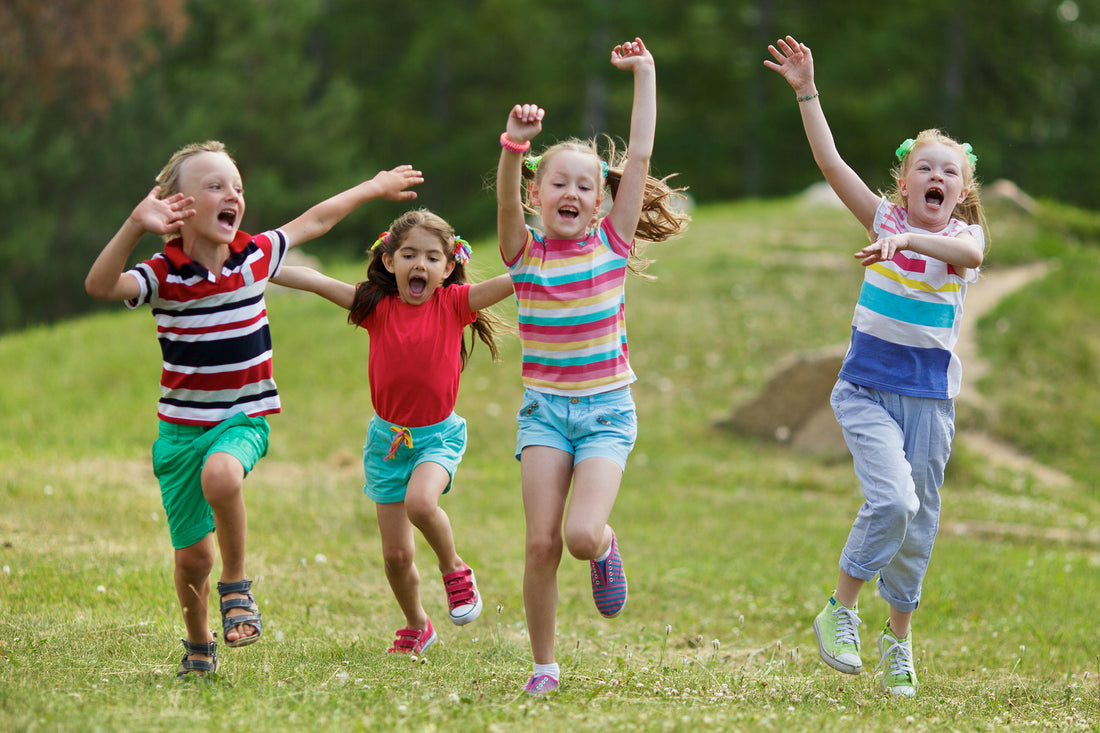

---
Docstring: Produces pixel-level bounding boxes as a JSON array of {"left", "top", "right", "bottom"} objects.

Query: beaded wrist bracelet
[
  {"left": 500, "top": 132, "right": 532, "bottom": 154},
  {"left": 796, "top": 91, "right": 820, "bottom": 103}
]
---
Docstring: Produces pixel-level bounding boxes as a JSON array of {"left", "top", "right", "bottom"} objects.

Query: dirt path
[{"left": 953, "top": 261, "right": 1076, "bottom": 490}]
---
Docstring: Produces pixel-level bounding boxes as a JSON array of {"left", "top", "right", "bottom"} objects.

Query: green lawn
[{"left": 1, "top": 195, "right": 1098, "bottom": 731}]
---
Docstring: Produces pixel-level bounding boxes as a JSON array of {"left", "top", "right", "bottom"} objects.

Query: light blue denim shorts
[
  {"left": 515, "top": 387, "right": 638, "bottom": 470},
  {"left": 363, "top": 413, "right": 467, "bottom": 504},
  {"left": 152, "top": 413, "right": 270, "bottom": 550}
]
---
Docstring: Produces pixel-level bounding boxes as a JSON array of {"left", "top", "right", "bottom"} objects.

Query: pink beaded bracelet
[{"left": 500, "top": 132, "right": 531, "bottom": 154}]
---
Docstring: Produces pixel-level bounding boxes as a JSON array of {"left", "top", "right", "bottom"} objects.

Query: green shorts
[{"left": 152, "top": 413, "right": 270, "bottom": 549}]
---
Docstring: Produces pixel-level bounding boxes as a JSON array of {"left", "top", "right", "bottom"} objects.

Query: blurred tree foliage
[{"left": 1, "top": 0, "right": 1098, "bottom": 330}]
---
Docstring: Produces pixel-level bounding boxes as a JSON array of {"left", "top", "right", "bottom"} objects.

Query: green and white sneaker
[
  {"left": 813, "top": 595, "right": 862, "bottom": 674},
  {"left": 876, "top": 621, "right": 918, "bottom": 697}
]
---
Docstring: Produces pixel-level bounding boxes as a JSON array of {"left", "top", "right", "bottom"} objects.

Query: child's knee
[
  {"left": 176, "top": 541, "right": 215, "bottom": 578},
  {"left": 201, "top": 453, "right": 245, "bottom": 503},
  {"left": 526, "top": 532, "right": 563, "bottom": 566},
  {"left": 404, "top": 495, "right": 439, "bottom": 529},
  {"left": 382, "top": 544, "right": 416, "bottom": 572},
  {"left": 563, "top": 524, "right": 603, "bottom": 560}
]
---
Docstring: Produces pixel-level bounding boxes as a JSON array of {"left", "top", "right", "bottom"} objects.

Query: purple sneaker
[
  {"left": 590, "top": 530, "right": 627, "bottom": 618},
  {"left": 523, "top": 673, "right": 559, "bottom": 696}
]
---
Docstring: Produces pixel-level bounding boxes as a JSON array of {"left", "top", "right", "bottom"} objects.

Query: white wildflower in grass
[
  {"left": 3, "top": 566, "right": 9, "bottom": 575},
  {"left": 44, "top": 485, "right": 53, "bottom": 495},
  {"left": 96, "top": 585, "right": 106, "bottom": 594},
  {"left": 275, "top": 631, "right": 284, "bottom": 642},
  {"left": 738, "top": 614, "right": 745, "bottom": 626},
  {"left": 314, "top": 553, "right": 327, "bottom": 564},
  {"left": 151, "top": 513, "right": 159, "bottom": 522}
]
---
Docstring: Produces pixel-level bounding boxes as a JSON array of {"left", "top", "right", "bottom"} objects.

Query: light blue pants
[{"left": 830, "top": 379, "right": 955, "bottom": 613}]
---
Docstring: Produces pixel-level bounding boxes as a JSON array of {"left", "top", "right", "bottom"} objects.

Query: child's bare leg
[
  {"left": 521, "top": 447, "right": 573, "bottom": 664},
  {"left": 377, "top": 502, "right": 430, "bottom": 629},
  {"left": 175, "top": 535, "right": 216, "bottom": 661},
  {"left": 562, "top": 457, "right": 623, "bottom": 560},
  {"left": 403, "top": 463, "right": 462, "bottom": 573},
  {"left": 888, "top": 607, "right": 913, "bottom": 638},
  {"left": 835, "top": 570, "right": 865, "bottom": 609},
  {"left": 201, "top": 451, "right": 256, "bottom": 644}
]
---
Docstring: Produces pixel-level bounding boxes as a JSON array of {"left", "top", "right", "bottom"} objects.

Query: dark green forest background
[{"left": 2, "top": 0, "right": 1098, "bottom": 331}]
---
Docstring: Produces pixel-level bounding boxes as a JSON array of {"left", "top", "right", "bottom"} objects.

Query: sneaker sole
[{"left": 813, "top": 616, "right": 862, "bottom": 675}]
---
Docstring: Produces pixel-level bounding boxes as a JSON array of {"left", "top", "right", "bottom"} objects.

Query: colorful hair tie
[
  {"left": 600, "top": 161, "right": 609, "bottom": 179},
  {"left": 524, "top": 155, "right": 541, "bottom": 173},
  {"left": 371, "top": 231, "right": 390, "bottom": 251},
  {"left": 961, "top": 142, "right": 978, "bottom": 169},
  {"left": 453, "top": 236, "right": 472, "bottom": 265},
  {"left": 895, "top": 138, "right": 916, "bottom": 161}
]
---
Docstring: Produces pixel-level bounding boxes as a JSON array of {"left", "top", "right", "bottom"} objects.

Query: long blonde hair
[{"left": 521, "top": 136, "right": 690, "bottom": 276}]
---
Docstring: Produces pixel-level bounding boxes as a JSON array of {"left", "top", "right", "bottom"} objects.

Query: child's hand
[
  {"left": 370, "top": 165, "right": 424, "bottom": 201},
  {"left": 129, "top": 186, "right": 194, "bottom": 236},
  {"left": 506, "top": 103, "right": 544, "bottom": 144},
  {"left": 856, "top": 234, "right": 908, "bottom": 267},
  {"left": 610, "top": 37, "right": 654, "bottom": 72},
  {"left": 764, "top": 35, "right": 816, "bottom": 95}
]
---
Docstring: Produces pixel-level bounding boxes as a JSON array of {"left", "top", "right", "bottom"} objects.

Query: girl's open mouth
[
  {"left": 925, "top": 188, "right": 945, "bottom": 208},
  {"left": 408, "top": 276, "right": 427, "bottom": 298}
]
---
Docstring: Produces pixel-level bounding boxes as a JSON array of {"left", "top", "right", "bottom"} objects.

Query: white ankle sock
[{"left": 533, "top": 662, "right": 560, "bottom": 679}]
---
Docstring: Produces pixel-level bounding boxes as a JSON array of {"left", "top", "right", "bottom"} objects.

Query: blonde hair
[
  {"left": 154, "top": 140, "right": 234, "bottom": 198},
  {"left": 888, "top": 128, "right": 989, "bottom": 244},
  {"left": 521, "top": 136, "right": 690, "bottom": 276}
]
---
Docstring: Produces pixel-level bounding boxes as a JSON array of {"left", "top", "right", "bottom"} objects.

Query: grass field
[{"left": 1, "top": 194, "right": 1098, "bottom": 731}]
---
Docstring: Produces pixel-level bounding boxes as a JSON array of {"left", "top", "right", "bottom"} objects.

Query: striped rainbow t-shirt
[
  {"left": 503, "top": 219, "right": 636, "bottom": 396},
  {"left": 839, "top": 198, "right": 984, "bottom": 400}
]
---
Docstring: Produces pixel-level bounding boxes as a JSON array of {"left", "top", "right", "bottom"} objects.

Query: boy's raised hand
[
  {"left": 370, "top": 164, "right": 424, "bottom": 201},
  {"left": 764, "top": 35, "right": 815, "bottom": 92},
  {"left": 506, "top": 103, "right": 545, "bottom": 145},
  {"left": 131, "top": 186, "right": 195, "bottom": 236},
  {"left": 610, "top": 37, "right": 654, "bottom": 71}
]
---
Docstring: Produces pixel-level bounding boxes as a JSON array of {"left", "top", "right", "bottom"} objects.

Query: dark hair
[{"left": 348, "top": 209, "right": 504, "bottom": 368}]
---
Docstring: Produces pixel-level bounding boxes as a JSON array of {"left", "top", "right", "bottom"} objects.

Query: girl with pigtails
[
  {"left": 496, "top": 37, "right": 689, "bottom": 695},
  {"left": 766, "top": 34, "right": 988, "bottom": 697},
  {"left": 275, "top": 208, "right": 513, "bottom": 656}
]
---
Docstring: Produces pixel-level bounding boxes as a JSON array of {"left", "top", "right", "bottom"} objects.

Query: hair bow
[
  {"left": 895, "top": 138, "right": 916, "bottom": 161},
  {"left": 453, "top": 236, "right": 472, "bottom": 265},
  {"left": 961, "top": 142, "right": 978, "bottom": 169}
]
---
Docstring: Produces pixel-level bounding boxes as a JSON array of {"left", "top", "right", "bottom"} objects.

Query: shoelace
[
  {"left": 832, "top": 605, "right": 862, "bottom": 646},
  {"left": 877, "top": 636, "right": 916, "bottom": 680}
]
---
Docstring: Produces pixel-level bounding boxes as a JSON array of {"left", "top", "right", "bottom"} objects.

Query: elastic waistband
[{"left": 371, "top": 412, "right": 462, "bottom": 439}]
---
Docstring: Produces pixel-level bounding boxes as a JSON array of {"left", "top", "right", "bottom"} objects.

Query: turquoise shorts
[
  {"left": 363, "top": 413, "right": 467, "bottom": 504},
  {"left": 515, "top": 387, "right": 637, "bottom": 470},
  {"left": 152, "top": 413, "right": 270, "bottom": 549}
]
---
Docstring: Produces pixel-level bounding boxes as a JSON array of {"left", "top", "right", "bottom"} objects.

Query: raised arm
[
  {"left": 270, "top": 265, "right": 355, "bottom": 310},
  {"left": 765, "top": 35, "right": 880, "bottom": 235},
  {"left": 607, "top": 37, "right": 656, "bottom": 240},
  {"left": 497, "top": 104, "right": 544, "bottom": 263},
  {"left": 468, "top": 273, "right": 515, "bottom": 312},
  {"left": 281, "top": 165, "right": 423, "bottom": 249},
  {"left": 85, "top": 187, "right": 195, "bottom": 301}
]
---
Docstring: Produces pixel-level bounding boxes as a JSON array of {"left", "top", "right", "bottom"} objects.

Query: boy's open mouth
[{"left": 218, "top": 209, "right": 238, "bottom": 227}]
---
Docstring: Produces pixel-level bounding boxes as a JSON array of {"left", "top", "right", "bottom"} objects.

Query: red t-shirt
[{"left": 363, "top": 283, "right": 475, "bottom": 427}]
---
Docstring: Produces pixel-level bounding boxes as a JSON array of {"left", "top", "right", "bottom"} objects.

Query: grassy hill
[{"left": 1, "top": 194, "right": 1097, "bottom": 731}]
